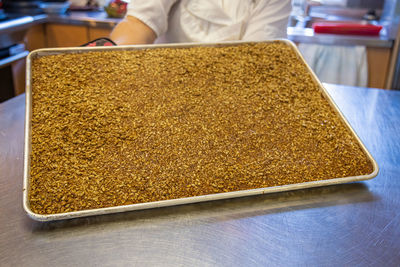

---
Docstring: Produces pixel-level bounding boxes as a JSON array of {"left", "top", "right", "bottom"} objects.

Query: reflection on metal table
[{"left": 0, "top": 83, "right": 399, "bottom": 266}]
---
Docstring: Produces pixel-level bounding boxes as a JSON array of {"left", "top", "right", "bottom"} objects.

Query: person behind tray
[{"left": 110, "top": 0, "right": 292, "bottom": 45}]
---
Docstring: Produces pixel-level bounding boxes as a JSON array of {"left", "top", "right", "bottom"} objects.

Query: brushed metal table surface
[{"left": 1, "top": 84, "right": 399, "bottom": 266}]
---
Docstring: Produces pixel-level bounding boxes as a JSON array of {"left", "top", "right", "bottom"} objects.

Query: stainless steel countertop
[
  {"left": 0, "top": 83, "right": 399, "bottom": 266},
  {"left": 46, "top": 11, "right": 120, "bottom": 29},
  {"left": 0, "top": 11, "right": 394, "bottom": 48},
  {"left": 0, "top": 14, "right": 47, "bottom": 35}
]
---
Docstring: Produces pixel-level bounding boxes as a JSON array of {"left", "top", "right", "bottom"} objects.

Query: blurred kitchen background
[{"left": 1, "top": 0, "right": 400, "bottom": 103}]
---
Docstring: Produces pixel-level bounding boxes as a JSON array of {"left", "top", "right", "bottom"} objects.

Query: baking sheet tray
[{"left": 23, "top": 40, "right": 379, "bottom": 221}]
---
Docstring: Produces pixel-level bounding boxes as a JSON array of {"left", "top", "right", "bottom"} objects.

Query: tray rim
[{"left": 23, "top": 39, "right": 379, "bottom": 221}]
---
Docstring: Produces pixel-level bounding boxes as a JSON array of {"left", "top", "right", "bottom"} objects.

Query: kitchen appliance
[
  {"left": 0, "top": 9, "right": 7, "bottom": 21},
  {"left": 0, "top": 12, "right": 32, "bottom": 102},
  {"left": 2, "top": 0, "right": 44, "bottom": 15}
]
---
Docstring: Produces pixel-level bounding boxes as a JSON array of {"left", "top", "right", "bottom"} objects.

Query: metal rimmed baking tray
[{"left": 23, "top": 40, "right": 379, "bottom": 221}]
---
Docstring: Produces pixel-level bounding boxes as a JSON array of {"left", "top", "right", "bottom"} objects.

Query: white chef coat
[{"left": 126, "top": 0, "right": 292, "bottom": 43}]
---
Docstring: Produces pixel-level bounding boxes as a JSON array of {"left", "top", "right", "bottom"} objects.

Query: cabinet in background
[
  {"left": 45, "top": 24, "right": 113, "bottom": 47},
  {"left": 46, "top": 24, "right": 89, "bottom": 47},
  {"left": 25, "top": 24, "right": 46, "bottom": 51},
  {"left": 367, "top": 47, "right": 391, "bottom": 89},
  {"left": 88, "top": 27, "right": 113, "bottom": 41},
  {"left": 26, "top": 23, "right": 114, "bottom": 49}
]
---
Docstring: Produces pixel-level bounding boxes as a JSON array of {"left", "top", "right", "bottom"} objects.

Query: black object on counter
[
  {"left": 363, "top": 9, "right": 379, "bottom": 21},
  {"left": 81, "top": 37, "right": 116, "bottom": 47},
  {"left": 2, "top": 0, "right": 44, "bottom": 15}
]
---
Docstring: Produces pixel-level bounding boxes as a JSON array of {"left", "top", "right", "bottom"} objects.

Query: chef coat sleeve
[
  {"left": 242, "top": 0, "right": 292, "bottom": 41},
  {"left": 127, "top": 0, "right": 178, "bottom": 37}
]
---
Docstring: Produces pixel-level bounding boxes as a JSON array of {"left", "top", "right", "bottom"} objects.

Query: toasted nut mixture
[{"left": 29, "top": 42, "right": 373, "bottom": 214}]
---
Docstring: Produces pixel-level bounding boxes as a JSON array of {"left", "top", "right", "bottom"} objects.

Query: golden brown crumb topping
[{"left": 29, "top": 42, "right": 373, "bottom": 214}]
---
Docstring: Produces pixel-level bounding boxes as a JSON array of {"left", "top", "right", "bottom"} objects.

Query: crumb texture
[{"left": 29, "top": 42, "right": 373, "bottom": 214}]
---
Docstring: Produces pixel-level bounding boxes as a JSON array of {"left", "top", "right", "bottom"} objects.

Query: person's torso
[{"left": 158, "top": 0, "right": 257, "bottom": 43}]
